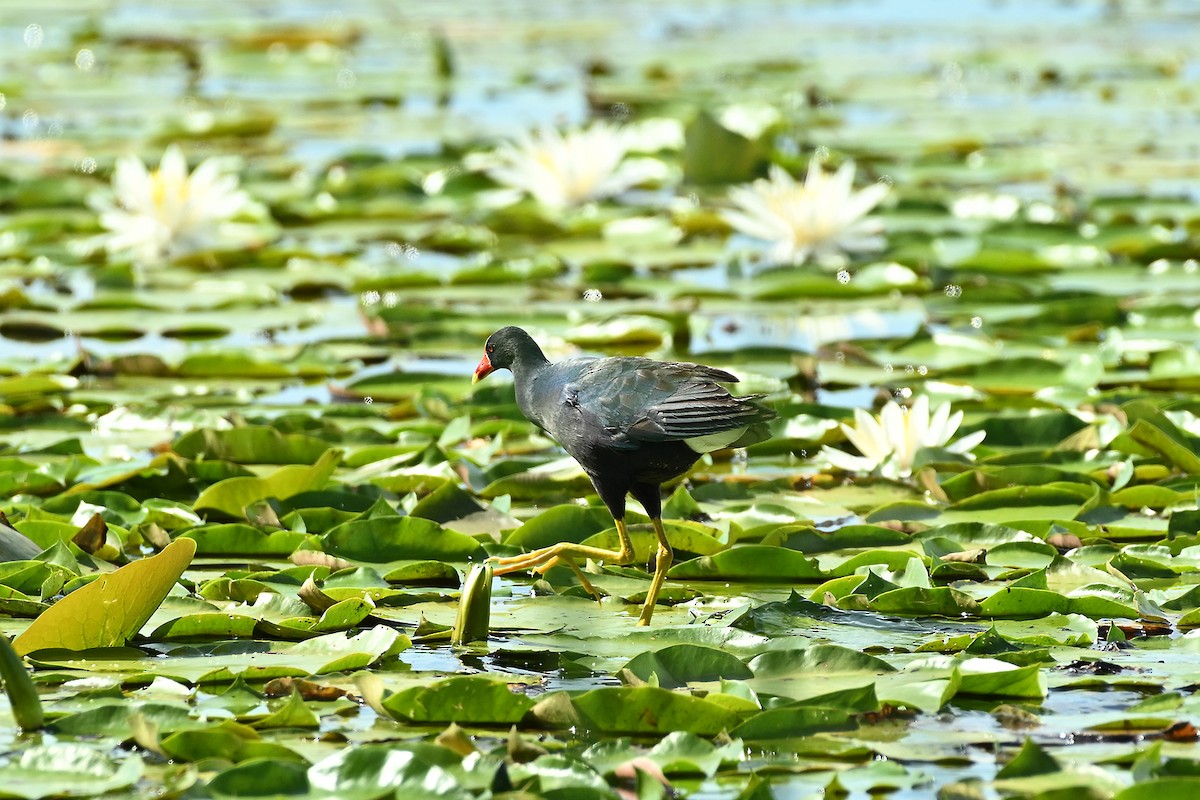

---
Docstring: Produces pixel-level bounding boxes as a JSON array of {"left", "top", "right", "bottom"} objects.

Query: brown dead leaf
[
  {"left": 1163, "top": 721, "right": 1199, "bottom": 742},
  {"left": 614, "top": 757, "right": 673, "bottom": 800},
  {"left": 140, "top": 522, "right": 172, "bottom": 551},
  {"left": 263, "top": 677, "right": 351, "bottom": 702},
  {"left": 72, "top": 513, "right": 108, "bottom": 554},
  {"left": 435, "top": 722, "right": 476, "bottom": 756},
  {"left": 298, "top": 574, "right": 338, "bottom": 614},
  {"left": 1046, "top": 532, "right": 1082, "bottom": 552},
  {"left": 290, "top": 551, "right": 355, "bottom": 571}
]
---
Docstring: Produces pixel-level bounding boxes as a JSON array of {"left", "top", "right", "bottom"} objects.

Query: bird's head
[{"left": 473, "top": 326, "right": 538, "bottom": 383}]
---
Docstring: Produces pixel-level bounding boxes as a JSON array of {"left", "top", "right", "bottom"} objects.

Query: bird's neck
[{"left": 510, "top": 350, "right": 551, "bottom": 424}]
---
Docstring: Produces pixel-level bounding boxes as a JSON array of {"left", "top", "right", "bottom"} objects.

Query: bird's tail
[{"left": 726, "top": 395, "right": 775, "bottom": 448}]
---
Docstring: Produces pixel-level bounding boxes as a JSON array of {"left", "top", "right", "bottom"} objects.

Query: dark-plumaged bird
[{"left": 473, "top": 326, "right": 775, "bottom": 625}]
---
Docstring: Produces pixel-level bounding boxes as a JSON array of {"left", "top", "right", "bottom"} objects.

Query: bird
[{"left": 472, "top": 326, "right": 775, "bottom": 625}]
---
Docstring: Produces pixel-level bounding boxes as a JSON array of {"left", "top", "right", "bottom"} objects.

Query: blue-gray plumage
[{"left": 473, "top": 326, "right": 774, "bottom": 625}]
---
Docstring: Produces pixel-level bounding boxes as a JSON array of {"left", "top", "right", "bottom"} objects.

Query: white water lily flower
[
  {"left": 465, "top": 122, "right": 668, "bottom": 208},
  {"left": 820, "top": 395, "right": 985, "bottom": 479},
  {"left": 723, "top": 159, "right": 889, "bottom": 267},
  {"left": 89, "top": 144, "right": 268, "bottom": 266}
]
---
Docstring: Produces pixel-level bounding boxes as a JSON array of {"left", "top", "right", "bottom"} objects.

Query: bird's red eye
[{"left": 486, "top": 345, "right": 495, "bottom": 354}]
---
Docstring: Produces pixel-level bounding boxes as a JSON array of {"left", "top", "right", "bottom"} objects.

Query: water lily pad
[
  {"left": 322, "top": 516, "right": 485, "bottom": 562},
  {"left": 381, "top": 675, "right": 535, "bottom": 725},
  {"left": 622, "top": 644, "right": 753, "bottom": 688},
  {"left": 572, "top": 686, "right": 744, "bottom": 735},
  {"left": 193, "top": 450, "right": 341, "bottom": 519},
  {"left": 669, "top": 546, "right": 825, "bottom": 581},
  {"left": 14, "top": 538, "right": 196, "bottom": 655}
]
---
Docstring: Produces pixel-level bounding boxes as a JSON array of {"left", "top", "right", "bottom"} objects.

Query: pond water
[{"left": 3, "top": 0, "right": 1200, "bottom": 798}]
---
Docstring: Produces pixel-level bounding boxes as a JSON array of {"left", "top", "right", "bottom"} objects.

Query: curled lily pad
[{"left": 14, "top": 538, "right": 197, "bottom": 656}]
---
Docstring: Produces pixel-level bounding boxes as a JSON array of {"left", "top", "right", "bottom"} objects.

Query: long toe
[{"left": 488, "top": 546, "right": 561, "bottom": 575}]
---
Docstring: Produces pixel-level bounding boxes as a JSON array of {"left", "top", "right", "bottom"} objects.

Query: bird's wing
[
  {"left": 626, "top": 382, "right": 773, "bottom": 441},
  {"left": 562, "top": 358, "right": 772, "bottom": 443}
]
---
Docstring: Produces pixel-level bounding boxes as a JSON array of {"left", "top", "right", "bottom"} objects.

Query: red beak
[{"left": 472, "top": 353, "right": 494, "bottom": 384}]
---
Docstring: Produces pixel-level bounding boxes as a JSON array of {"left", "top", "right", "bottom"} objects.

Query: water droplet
[
  {"left": 836, "top": 269, "right": 850, "bottom": 284},
  {"left": 383, "top": 291, "right": 399, "bottom": 307},
  {"left": 905, "top": 364, "right": 915, "bottom": 374},
  {"left": 582, "top": 288, "right": 602, "bottom": 302},
  {"left": 24, "top": 23, "right": 44, "bottom": 49},
  {"left": 402, "top": 243, "right": 419, "bottom": 260},
  {"left": 1148, "top": 258, "right": 1170, "bottom": 275},
  {"left": 835, "top": 351, "right": 845, "bottom": 363},
  {"left": 944, "top": 284, "right": 962, "bottom": 298},
  {"left": 361, "top": 290, "right": 381, "bottom": 306},
  {"left": 917, "top": 365, "right": 928, "bottom": 376},
  {"left": 814, "top": 145, "right": 830, "bottom": 161},
  {"left": 877, "top": 174, "right": 894, "bottom": 186},
  {"left": 21, "top": 110, "right": 39, "bottom": 130},
  {"left": 364, "top": 396, "right": 373, "bottom": 405},
  {"left": 336, "top": 68, "right": 357, "bottom": 89},
  {"left": 77, "top": 157, "right": 96, "bottom": 174},
  {"left": 75, "top": 48, "right": 95, "bottom": 70},
  {"left": 883, "top": 364, "right": 894, "bottom": 373},
  {"left": 970, "top": 316, "right": 982, "bottom": 328},
  {"left": 0, "top": 93, "right": 5, "bottom": 111}
]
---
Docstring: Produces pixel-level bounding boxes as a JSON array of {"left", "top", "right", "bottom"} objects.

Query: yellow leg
[
  {"left": 491, "top": 518, "right": 634, "bottom": 579},
  {"left": 637, "top": 517, "right": 673, "bottom": 626},
  {"left": 560, "top": 557, "right": 603, "bottom": 603}
]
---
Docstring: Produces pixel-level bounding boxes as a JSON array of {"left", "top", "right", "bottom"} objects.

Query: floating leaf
[
  {"left": 323, "top": 516, "right": 485, "bottom": 562},
  {"left": 0, "top": 745, "right": 142, "bottom": 799},
  {"left": 572, "top": 686, "right": 744, "bottom": 736},
  {"left": 382, "top": 675, "right": 535, "bottom": 725},
  {"left": 194, "top": 449, "right": 341, "bottom": 518},
  {"left": 669, "top": 546, "right": 825, "bottom": 581},
  {"left": 14, "top": 538, "right": 196, "bottom": 656},
  {"left": 622, "top": 644, "right": 754, "bottom": 688}
]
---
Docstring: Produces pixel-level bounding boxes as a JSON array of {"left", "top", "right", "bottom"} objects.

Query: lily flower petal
[
  {"left": 468, "top": 122, "right": 668, "bottom": 209},
  {"left": 725, "top": 157, "right": 889, "bottom": 268},
  {"left": 822, "top": 397, "right": 985, "bottom": 478},
  {"left": 89, "top": 145, "right": 269, "bottom": 268}
]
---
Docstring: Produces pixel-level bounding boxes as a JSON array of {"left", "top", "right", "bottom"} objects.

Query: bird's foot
[
  {"left": 490, "top": 543, "right": 630, "bottom": 604},
  {"left": 636, "top": 539, "right": 674, "bottom": 626},
  {"left": 490, "top": 542, "right": 633, "bottom": 576},
  {"left": 560, "top": 557, "right": 604, "bottom": 604}
]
